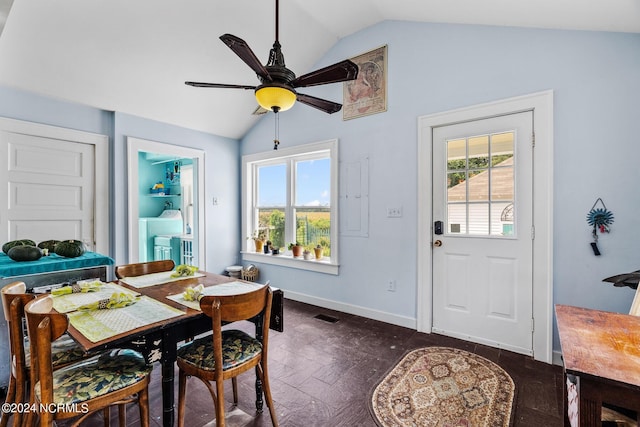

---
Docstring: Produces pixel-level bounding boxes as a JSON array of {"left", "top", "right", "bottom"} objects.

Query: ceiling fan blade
[
  {"left": 291, "top": 59, "right": 358, "bottom": 88},
  {"left": 219, "top": 34, "right": 272, "bottom": 82},
  {"left": 185, "top": 82, "right": 256, "bottom": 90},
  {"left": 296, "top": 93, "right": 342, "bottom": 114}
]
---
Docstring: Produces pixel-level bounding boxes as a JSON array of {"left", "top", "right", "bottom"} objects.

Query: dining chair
[
  {"left": 24, "top": 294, "right": 152, "bottom": 427},
  {"left": 176, "top": 283, "right": 278, "bottom": 427},
  {"left": 114, "top": 259, "right": 176, "bottom": 279},
  {"left": 1, "top": 281, "right": 34, "bottom": 427},
  {"left": 1, "top": 281, "right": 91, "bottom": 427}
]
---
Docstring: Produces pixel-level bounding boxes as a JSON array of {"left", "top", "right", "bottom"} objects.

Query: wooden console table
[{"left": 556, "top": 304, "right": 640, "bottom": 426}]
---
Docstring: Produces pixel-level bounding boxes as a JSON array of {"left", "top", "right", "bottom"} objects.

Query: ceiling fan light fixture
[{"left": 255, "top": 85, "right": 296, "bottom": 112}]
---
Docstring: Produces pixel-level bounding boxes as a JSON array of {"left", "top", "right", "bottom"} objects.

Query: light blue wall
[
  {"left": 241, "top": 21, "right": 640, "bottom": 353},
  {"left": 113, "top": 112, "right": 240, "bottom": 273},
  {"left": 0, "top": 87, "right": 241, "bottom": 275},
  {"left": 0, "top": 85, "right": 111, "bottom": 135},
  {"left": 2, "top": 20, "right": 640, "bottom": 356}
]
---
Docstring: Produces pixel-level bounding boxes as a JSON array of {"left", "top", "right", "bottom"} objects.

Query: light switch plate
[{"left": 387, "top": 207, "right": 402, "bottom": 217}]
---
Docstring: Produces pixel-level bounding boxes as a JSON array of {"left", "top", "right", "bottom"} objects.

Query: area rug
[{"left": 370, "top": 347, "right": 515, "bottom": 427}]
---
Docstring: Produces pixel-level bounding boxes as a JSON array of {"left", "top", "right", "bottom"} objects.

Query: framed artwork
[{"left": 343, "top": 45, "right": 387, "bottom": 120}]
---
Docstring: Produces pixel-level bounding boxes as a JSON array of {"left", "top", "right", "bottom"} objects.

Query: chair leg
[
  {"left": 118, "top": 403, "right": 126, "bottom": 426},
  {"left": 177, "top": 370, "right": 187, "bottom": 427},
  {"left": 259, "top": 364, "right": 279, "bottom": 427},
  {"left": 215, "top": 378, "right": 225, "bottom": 427},
  {"left": 24, "top": 401, "right": 34, "bottom": 427},
  {"left": 14, "top": 377, "right": 26, "bottom": 427},
  {"left": 231, "top": 377, "right": 238, "bottom": 406},
  {"left": 103, "top": 407, "right": 110, "bottom": 426},
  {"left": 1, "top": 375, "right": 17, "bottom": 427},
  {"left": 138, "top": 388, "right": 150, "bottom": 427}
]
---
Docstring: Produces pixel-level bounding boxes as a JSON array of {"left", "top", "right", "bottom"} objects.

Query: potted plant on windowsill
[
  {"left": 313, "top": 244, "right": 323, "bottom": 260},
  {"left": 288, "top": 242, "right": 303, "bottom": 257},
  {"left": 247, "top": 229, "right": 267, "bottom": 253},
  {"left": 302, "top": 249, "right": 311, "bottom": 260}
]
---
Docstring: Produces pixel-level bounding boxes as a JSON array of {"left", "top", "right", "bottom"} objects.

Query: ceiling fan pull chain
[{"left": 273, "top": 112, "right": 280, "bottom": 150}]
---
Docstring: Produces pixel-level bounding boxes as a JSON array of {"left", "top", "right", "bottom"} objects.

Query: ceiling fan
[{"left": 185, "top": 0, "right": 359, "bottom": 115}]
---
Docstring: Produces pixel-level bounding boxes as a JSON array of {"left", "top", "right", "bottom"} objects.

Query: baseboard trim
[{"left": 283, "top": 290, "right": 417, "bottom": 329}]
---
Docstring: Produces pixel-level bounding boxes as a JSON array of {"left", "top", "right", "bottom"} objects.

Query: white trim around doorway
[
  {"left": 416, "top": 91, "right": 554, "bottom": 363},
  {"left": 126, "top": 137, "right": 206, "bottom": 271}
]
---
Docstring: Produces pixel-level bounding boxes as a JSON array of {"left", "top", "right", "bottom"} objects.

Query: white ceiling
[{"left": 0, "top": 0, "right": 638, "bottom": 139}]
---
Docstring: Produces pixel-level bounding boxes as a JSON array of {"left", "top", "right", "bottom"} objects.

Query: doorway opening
[{"left": 127, "top": 137, "right": 206, "bottom": 270}]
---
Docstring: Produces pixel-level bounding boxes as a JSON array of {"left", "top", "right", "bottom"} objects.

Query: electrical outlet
[
  {"left": 387, "top": 207, "right": 402, "bottom": 218},
  {"left": 212, "top": 197, "right": 219, "bottom": 206},
  {"left": 387, "top": 280, "right": 397, "bottom": 292}
]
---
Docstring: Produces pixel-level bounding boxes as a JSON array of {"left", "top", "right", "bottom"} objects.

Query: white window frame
[{"left": 242, "top": 139, "right": 339, "bottom": 275}]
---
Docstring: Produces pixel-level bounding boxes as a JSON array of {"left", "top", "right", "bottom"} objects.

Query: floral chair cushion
[
  {"left": 34, "top": 349, "right": 151, "bottom": 406},
  {"left": 177, "top": 329, "right": 262, "bottom": 371},
  {"left": 24, "top": 333, "right": 89, "bottom": 368}
]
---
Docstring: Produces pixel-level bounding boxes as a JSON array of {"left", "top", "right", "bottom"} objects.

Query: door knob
[{"left": 434, "top": 240, "right": 442, "bottom": 247}]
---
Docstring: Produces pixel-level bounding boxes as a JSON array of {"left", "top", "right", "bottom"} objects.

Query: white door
[
  {"left": 0, "top": 121, "right": 99, "bottom": 250},
  {"left": 432, "top": 111, "right": 534, "bottom": 355}
]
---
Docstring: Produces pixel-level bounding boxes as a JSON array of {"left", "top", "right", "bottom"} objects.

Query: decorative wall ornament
[
  {"left": 586, "top": 197, "right": 614, "bottom": 256},
  {"left": 343, "top": 45, "right": 387, "bottom": 120}
]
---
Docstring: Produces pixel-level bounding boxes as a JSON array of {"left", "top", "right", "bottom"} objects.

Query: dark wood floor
[{"left": 9, "top": 298, "right": 565, "bottom": 426}]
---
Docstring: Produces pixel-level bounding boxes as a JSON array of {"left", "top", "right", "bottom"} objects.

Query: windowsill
[{"left": 241, "top": 251, "right": 339, "bottom": 275}]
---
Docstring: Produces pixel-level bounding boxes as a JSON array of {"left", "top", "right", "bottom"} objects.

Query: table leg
[
  {"left": 255, "top": 317, "right": 264, "bottom": 412},
  {"left": 255, "top": 367, "right": 264, "bottom": 412},
  {"left": 162, "top": 361, "right": 175, "bottom": 427},
  {"left": 161, "top": 330, "right": 178, "bottom": 427}
]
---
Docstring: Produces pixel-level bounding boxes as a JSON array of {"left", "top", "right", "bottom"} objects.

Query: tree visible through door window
[{"left": 446, "top": 131, "right": 515, "bottom": 236}]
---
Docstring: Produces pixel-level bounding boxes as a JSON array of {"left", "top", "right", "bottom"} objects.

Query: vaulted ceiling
[{"left": 0, "top": 0, "right": 638, "bottom": 139}]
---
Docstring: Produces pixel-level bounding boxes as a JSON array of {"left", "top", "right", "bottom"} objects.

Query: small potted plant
[
  {"left": 264, "top": 240, "right": 272, "bottom": 254},
  {"left": 302, "top": 249, "right": 311, "bottom": 260},
  {"left": 247, "top": 229, "right": 266, "bottom": 252},
  {"left": 313, "top": 244, "right": 323, "bottom": 260},
  {"left": 288, "top": 242, "right": 303, "bottom": 257},
  {"left": 271, "top": 246, "right": 280, "bottom": 255}
]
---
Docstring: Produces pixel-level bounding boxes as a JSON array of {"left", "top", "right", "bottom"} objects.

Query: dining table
[
  {"left": 52, "top": 271, "right": 284, "bottom": 427},
  {"left": 556, "top": 304, "right": 640, "bottom": 426}
]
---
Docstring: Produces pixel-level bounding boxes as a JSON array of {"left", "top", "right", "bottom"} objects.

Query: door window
[{"left": 446, "top": 131, "right": 515, "bottom": 237}]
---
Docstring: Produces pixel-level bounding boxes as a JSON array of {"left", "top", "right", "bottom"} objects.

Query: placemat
[
  {"left": 52, "top": 282, "right": 138, "bottom": 313},
  {"left": 67, "top": 295, "right": 184, "bottom": 343},
  {"left": 119, "top": 271, "right": 206, "bottom": 288},
  {"left": 167, "top": 281, "right": 264, "bottom": 310}
]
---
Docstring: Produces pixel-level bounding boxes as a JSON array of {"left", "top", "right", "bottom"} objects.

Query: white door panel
[
  {"left": 1, "top": 124, "right": 95, "bottom": 249},
  {"left": 432, "top": 111, "right": 533, "bottom": 355}
]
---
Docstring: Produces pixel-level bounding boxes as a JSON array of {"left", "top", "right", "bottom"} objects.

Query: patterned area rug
[{"left": 370, "top": 347, "right": 515, "bottom": 427}]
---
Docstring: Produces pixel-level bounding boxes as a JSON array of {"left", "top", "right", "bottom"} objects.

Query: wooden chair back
[
  {"left": 1, "top": 282, "right": 35, "bottom": 376},
  {"left": 1, "top": 282, "right": 35, "bottom": 427},
  {"left": 199, "top": 284, "right": 272, "bottom": 327},
  {"left": 115, "top": 259, "right": 175, "bottom": 279},
  {"left": 24, "top": 295, "right": 69, "bottom": 424}
]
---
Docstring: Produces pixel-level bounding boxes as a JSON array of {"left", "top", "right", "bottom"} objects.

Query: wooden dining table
[
  {"left": 556, "top": 304, "right": 640, "bottom": 426},
  {"left": 59, "top": 272, "right": 283, "bottom": 427}
]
